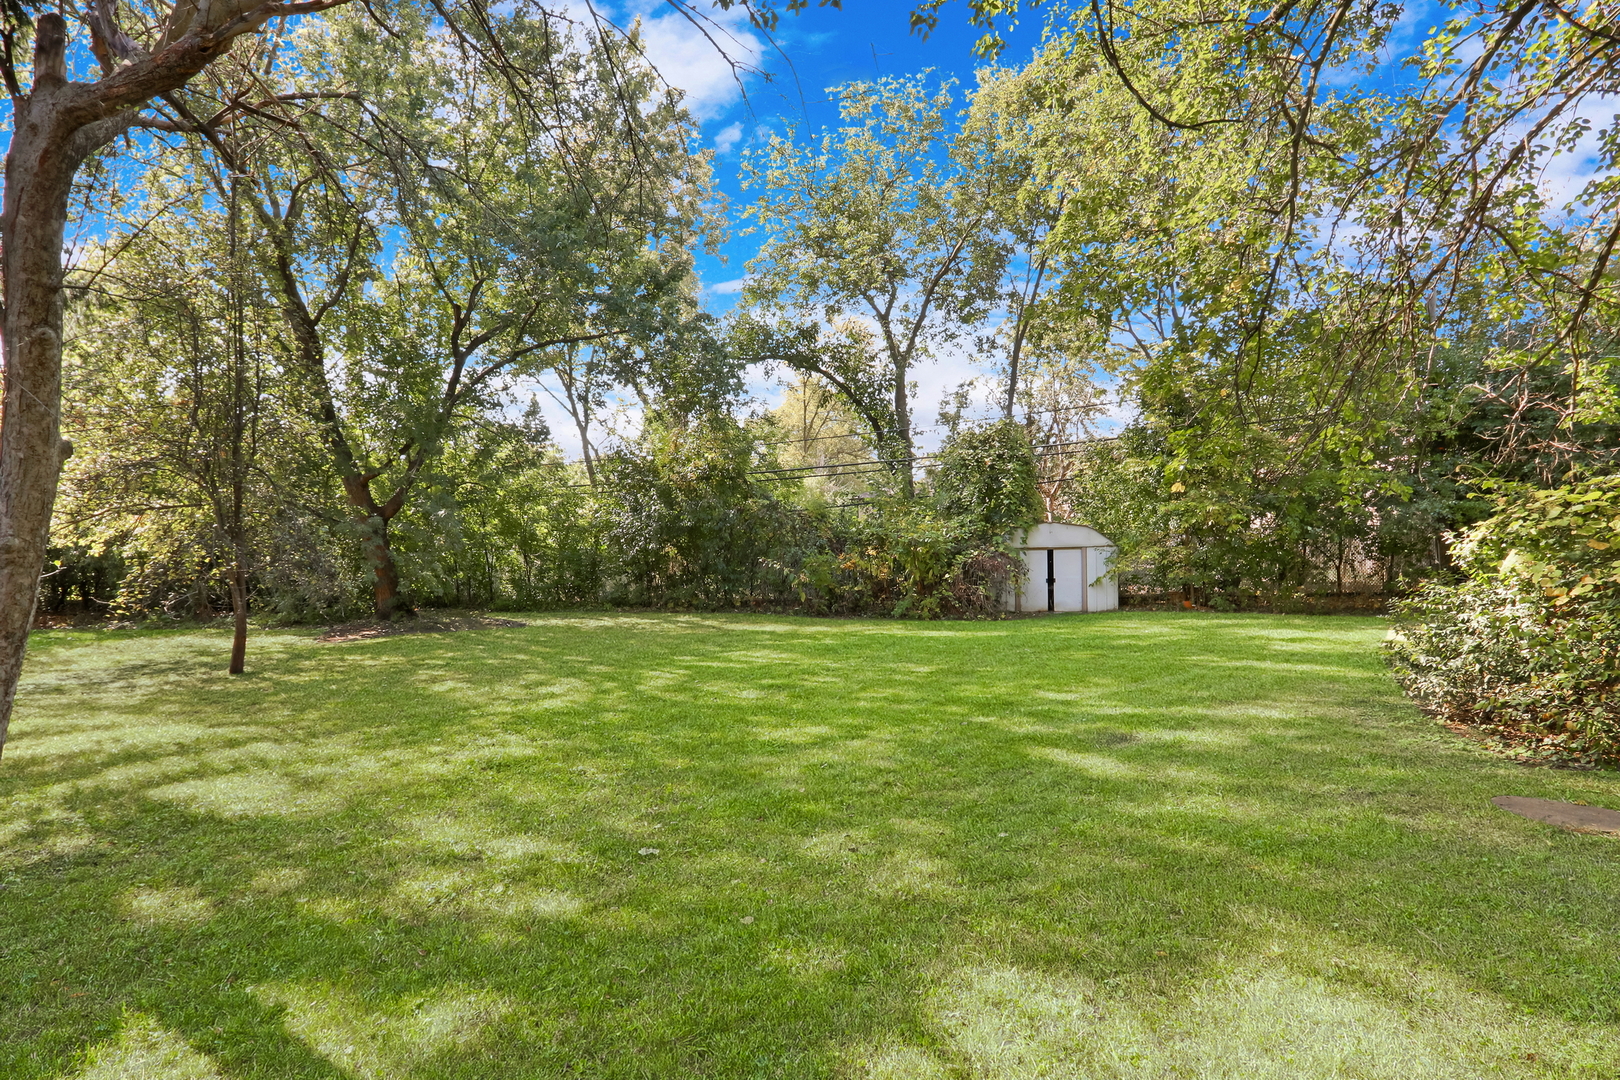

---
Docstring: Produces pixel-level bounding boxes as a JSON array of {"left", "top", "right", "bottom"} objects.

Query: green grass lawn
[{"left": 4, "top": 611, "right": 1619, "bottom": 1079}]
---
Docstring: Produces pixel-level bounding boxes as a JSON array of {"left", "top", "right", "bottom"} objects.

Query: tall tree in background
[
  {"left": 956, "top": 5, "right": 1620, "bottom": 591},
  {"left": 549, "top": 344, "right": 608, "bottom": 488},
  {"left": 59, "top": 192, "right": 277, "bottom": 670},
  {"left": 975, "top": 35, "right": 1428, "bottom": 514},
  {"left": 925, "top": 0, "right": 1620, "bottom": 430},
  {"left": 959, "top": 72, "right": 1068, "bottom": 420},
  {"left": 104, "top": 8, "right": 715, "bottom": 619},
  {"left": 741, "top": 76, "right": 1006, "bottom": 497}
]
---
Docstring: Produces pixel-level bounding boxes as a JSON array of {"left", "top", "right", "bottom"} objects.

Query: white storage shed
[{"left": 1004, "top": 522, "right": 1119, "bottom": 613}]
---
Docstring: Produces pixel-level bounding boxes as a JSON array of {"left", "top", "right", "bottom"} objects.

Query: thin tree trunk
[
  {"left": 576, "top": 424, "right": 597, "bottom": 486},
  {"left": 893, "top": 357, "right": 915, "bottom": 499},
  {"left": 228, "top": 563, "right": 248, "bottom": 674},
  {"left": 1004, "top": 255, "right": 1048, "bottom": 420},
  {"left": 564, "top": 377, "right": 597, "bottom": 486},
  {"left": 224, "top": 170, "right": 252, "bottom": 674}
]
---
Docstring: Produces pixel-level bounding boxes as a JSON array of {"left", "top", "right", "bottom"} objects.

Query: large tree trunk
[
  {"left": 0, "top": 23, "right": 106, "bottom": 754},
  {"left": 359, "top": 513, "right": 404, "bottom": 619},
  {"left": 340, "top": 471, "right": 407, "bottom": 620},
  {"left": 266, "top": 226, "right": 415, "bottom": 622},
  {"left": 0, "top": 178, "right": 76, "bottom": 750}
]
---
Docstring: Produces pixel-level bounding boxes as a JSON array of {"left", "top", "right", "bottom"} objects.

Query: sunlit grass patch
[
  {"left": 3, "top": 611, "right": 1618, "bottom": 1078},
  {"left": 72, "top": 1013, "right": 225, "bottom": 1080},
  {"left": 921, "top": 957, "right": 1611, "bottom": 1079},
  {"left": 120, "top": 886, "right": 216, "bottom": 928},
  {"left": 253, "top": 982, "right": 513, "bottom": 1079}
]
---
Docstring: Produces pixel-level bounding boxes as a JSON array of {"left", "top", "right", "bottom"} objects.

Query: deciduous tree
[{"left": 741, "top": 75, "right": 1006, "bottom": 496}]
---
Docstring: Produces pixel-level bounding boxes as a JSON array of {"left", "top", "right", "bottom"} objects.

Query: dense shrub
[
  {"left": 932, "top": 420, "right": 1043, "bottom": 538},
  {"left": 413, "top": 420, "right": 608, "bottom": 611},
  {"left": 1062, "top": 430, "right": 1407, "bottom": 605},
  {"left": 568, "top": 418, "right": 1029, "bottom": 618},
  {"left": 793, "top": 501, "right": 1019, "bottom": 618},
  {"left": 597, "top": 419, "right": 812, "bottom": 608},
  {"left": 1386, "top": 476, "right": 1620, "bottom": 765},
  {"left": 50, "top": 414, "right": 1033, "bottom": 623}
]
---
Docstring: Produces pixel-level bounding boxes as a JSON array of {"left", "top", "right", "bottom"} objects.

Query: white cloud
[
  {"left": 628, "top": 0, "right": 763, "bottom": 119},
  {"left": 1533, "top": 95, "right": 1620, "bottom": 211},
  {"left": 714, "top": 121, "right": 744, "bottom": 154},
  {"left": 708, "top": 276, "right": 748, "bottom": 295}
]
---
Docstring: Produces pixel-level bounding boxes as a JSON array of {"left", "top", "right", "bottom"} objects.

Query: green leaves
[
  {"left": 1389, "top": 475, "right": 1620, "bottom": 764},
  {"left": 1456, "top": 476, "right": 1620, "bottom": 613},
  {"left": 741, "top": 75, "right": 1012, "bottom": 489},
  {"left": 933, "top": 419, "right": 1042, "bottom": 536}
]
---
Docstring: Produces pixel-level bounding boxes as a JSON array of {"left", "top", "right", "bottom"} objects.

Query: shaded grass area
[{"left": 3, "top": 612, "right": 1618, "bottom": 1079}]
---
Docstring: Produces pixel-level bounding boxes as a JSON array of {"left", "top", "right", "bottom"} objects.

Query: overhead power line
[
  {"left": 553, "top": 433, "right": 1125, "bottom": 490},
  {"left": 544, "top": 397, "right": 1133, "bottom": 470}
]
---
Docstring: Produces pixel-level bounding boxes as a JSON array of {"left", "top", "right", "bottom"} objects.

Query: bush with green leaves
[
  {"left": 794, "top": 500, "right": 1018, "bottom": 618},
  {"left": 1386, "top": 475, "right": 1620, "bottom": 765},
  {"left": 597, "top": 418, "right": 812, "bottom": 608},
  {"left": 47, "top": 400, "right": 1035, "bottom": 622},
  {"left": 575, "top": 417, "right": 1023, "bottom": 618},
  {"left": 932, "top": 419, "right": 1043, "bottom": 538},
  {"left": 396, "top": 413, "right": 607, "bottom": 611}
]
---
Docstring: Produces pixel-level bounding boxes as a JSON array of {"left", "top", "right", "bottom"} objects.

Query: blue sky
[
  {"left": 633, "top": 0, "right": 1049, "bottom": 309},
  {"left": 574, "top": 0, "right": 1055, "bottom": 452}
]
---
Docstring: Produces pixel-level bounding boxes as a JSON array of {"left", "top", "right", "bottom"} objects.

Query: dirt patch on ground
[
  {"left": 318, "top": 613, "right": 527, "bottom": 643},
  {"left": 1492, "top": 795, "right": 1620, "bottom": 834}
]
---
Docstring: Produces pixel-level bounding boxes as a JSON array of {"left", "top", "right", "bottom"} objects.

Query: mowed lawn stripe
[{"left": 3, "top": 612, "right": 1617, "bottom": 1078}]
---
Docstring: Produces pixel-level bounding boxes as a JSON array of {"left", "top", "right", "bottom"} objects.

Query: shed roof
[{"left": 1011, "top": 522, "right": 1114, "bottom": 549}]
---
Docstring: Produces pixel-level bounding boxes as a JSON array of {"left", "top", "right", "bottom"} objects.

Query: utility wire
[
  {"left": 553, "top": 435, "right": 1125, "bottom": 490},
  {"left": 543, "top": 397, "right": 1132, "bottom": 468}
]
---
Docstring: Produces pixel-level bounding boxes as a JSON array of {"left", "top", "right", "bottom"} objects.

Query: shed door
[
  {"left": 1019, "top": 548, "right": 1044, "bottom": 611},
  {"left": 1086, "top": 546, "right": 1118, "bottom": 611},
  {"left": 1052, "top": 548, "right": 1087, "bottom": 611}
]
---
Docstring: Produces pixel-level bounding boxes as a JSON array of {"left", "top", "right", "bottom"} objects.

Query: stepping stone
[{"left": 1492, "top": 796, "right": 1620, "bottom": 835}]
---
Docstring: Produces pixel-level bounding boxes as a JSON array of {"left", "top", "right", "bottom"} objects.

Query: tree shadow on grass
[{"left": 3, "top": 613, "right": 1619, "bottom": 1078}]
